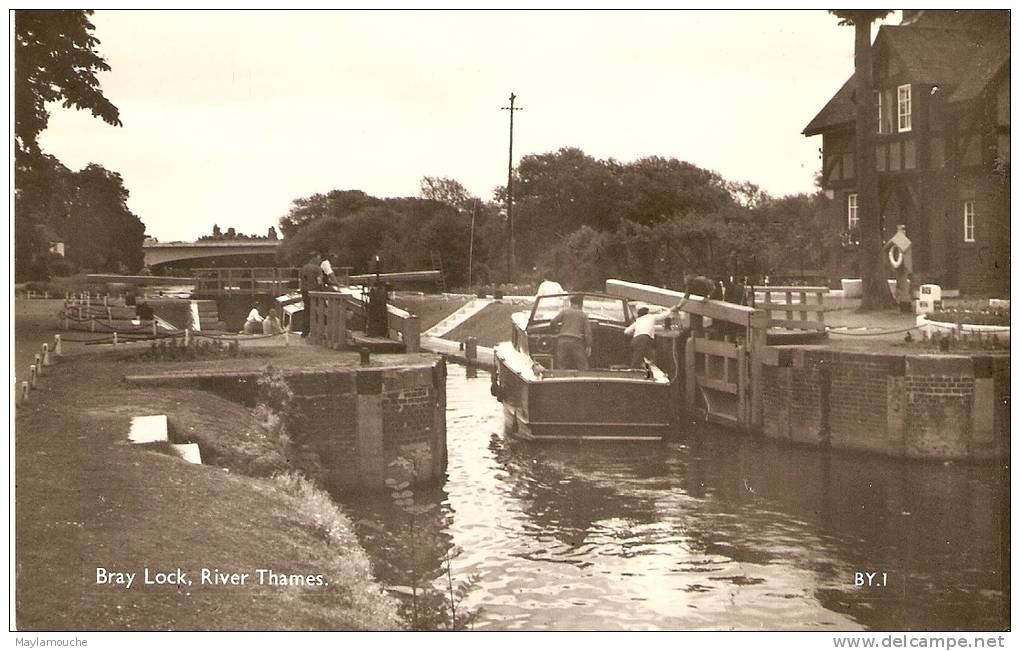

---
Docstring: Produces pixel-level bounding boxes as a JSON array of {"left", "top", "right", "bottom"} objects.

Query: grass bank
[{"left": 14, "top": 301, "right": 400, "bottom": 630}]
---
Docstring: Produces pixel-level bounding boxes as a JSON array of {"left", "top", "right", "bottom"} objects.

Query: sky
[{"left": 37, "top": 9, "right": 902, "bottom": 243}]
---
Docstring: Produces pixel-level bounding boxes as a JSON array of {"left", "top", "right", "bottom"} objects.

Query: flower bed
[{"left": 916, "top": 308, "right": 1010, "bottom": 345}]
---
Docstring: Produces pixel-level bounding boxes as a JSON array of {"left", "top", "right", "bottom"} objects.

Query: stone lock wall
[
  {"left": 761, "top": 349, "right": 1008, "bottom": 460},
  {"left": 285, "top": 359, "right": 447, "bottom": 491}
]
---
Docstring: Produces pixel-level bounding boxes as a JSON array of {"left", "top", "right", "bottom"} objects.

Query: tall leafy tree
[
  {"left": 14, "top": 10, "right": 121, "bottom": 159},
  {"left": 65, "top": 164, "right": 146, "bottom": 273},
  {"left": 831, "top": 10, "right": 895, "bottom": 309},
  {"left": 15, "top": 10, "right": 131, "bottom": 280}
]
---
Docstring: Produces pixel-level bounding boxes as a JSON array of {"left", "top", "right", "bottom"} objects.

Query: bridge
[{"left": 142, "top": 240, "right": 281, "bottom": 268}]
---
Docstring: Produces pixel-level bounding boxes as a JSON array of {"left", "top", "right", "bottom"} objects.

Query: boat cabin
[{"left": 510, "top": 293, "right": 639, "bottom": 371}]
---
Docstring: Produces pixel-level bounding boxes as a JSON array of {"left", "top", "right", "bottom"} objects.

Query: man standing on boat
[
  {"left": 624, "top": 306, "right": 678, "bottom": 369},
  {"left": 550, "top": 295, "right": 592, "bottom": 370}
]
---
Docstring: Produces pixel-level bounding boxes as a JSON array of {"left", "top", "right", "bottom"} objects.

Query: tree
[
  {"left": 14, "top": 10, "right": 121, "bottom": 159},
  {"left": 831, "top": 10, "right": 896, "bottom": 310},
  {"left": 64, "top": 164, "right": 146, "bottom": 273},
  {"left": 419, "top": 176, "right": 474, "bottom": 210},
  {"left": 14, "top": 10, "right": 128, "bottom": 280}
]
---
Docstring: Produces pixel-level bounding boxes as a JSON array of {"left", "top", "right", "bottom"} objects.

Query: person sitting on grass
[
  {"left": 242, "top": 304, "right": 263, "bottom": 334},
  {"left": 262, "top": 308, "right": 283, "bottom": 335}
]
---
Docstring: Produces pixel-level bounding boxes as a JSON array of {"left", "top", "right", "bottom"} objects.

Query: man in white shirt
[
  {"left": 535, "top": 278, "right": 565, "bottom": 298},
  {"left": 320, "top": 253, "right": 339, "bottom": 288},
  {"left": 243, "top": 305, "right": 264, "bottom": 334},
  {"left": 624, "top": 306, "right": 677, "bottom": 368}
]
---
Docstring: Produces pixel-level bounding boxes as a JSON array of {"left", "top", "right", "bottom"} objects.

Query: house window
[
  {"left": 877, "top": 91, "right": 883, "bottom": 134},
  {"left": 963, "top": 201, "right": 976, "bottom": 242},
  {"left": 897, "top": 84, "right": 912, "bottom": 132},
  {"left": 848, "top": 193, "right": 859, "bottom": 231}
]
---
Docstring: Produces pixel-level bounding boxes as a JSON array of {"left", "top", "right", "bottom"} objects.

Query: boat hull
[{"left": 495, "top": 353, "right": 672, "bottom": 441}]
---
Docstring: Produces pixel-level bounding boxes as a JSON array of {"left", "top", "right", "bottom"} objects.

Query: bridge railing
[
  {"left": 746, "top": 285, "right": 828, "bottom": 332},
  {"left": 194, "top": 267, "right": 299, "bottom": 296},
  {"left": 307, "top": 290, "right": 420, "bottom": 353},
  {"left": 606, "top": 279, "right": 768, "bottom": 431}
]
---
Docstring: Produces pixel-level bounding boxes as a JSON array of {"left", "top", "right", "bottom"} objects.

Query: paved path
[{"left": 423, "top": 298, "right": 494, "bottom": 337}]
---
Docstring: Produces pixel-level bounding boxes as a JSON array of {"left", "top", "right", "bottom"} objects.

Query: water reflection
[{"left": 333, "top": 364, "right": 1008, "bottom": 631}]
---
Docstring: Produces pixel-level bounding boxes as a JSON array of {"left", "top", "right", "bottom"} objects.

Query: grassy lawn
[
  {"left": 390, "top": 293, "right": 470, "bottom": 331},
  {"left": 442, "top": 301, "right": 525, "bottom": 348},
  {"left": 14, "top": 300, "right": 400, "bottom": 630}
]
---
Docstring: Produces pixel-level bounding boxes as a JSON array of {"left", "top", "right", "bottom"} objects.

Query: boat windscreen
[{"left": 531, "top": 295, "right": 628, "bottom": 325}]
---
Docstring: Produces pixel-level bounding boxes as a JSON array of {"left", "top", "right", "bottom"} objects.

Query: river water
[{"left": 335, "top": 364, "right": 1009, "bottom": 631}]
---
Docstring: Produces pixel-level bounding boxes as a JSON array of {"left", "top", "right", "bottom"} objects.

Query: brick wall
[
  {"left": 282, "top": 361, "right": 447, "bottom": 491},
  {"left": 758, "top": 349, "right": 1008, "bottom": 461}
]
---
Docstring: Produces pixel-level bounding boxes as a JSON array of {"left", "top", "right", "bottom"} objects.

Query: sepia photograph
[{"left": 10, "top": 6, "right": 1011, "bottom": 644}]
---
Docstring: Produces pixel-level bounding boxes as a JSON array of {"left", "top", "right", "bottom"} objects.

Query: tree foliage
[
  {"left": 278, "top": 152, "right": 841, "bottom": 293},
  {"left": 14, "top": 10, "right": 142, "bottom": 281},
  {"left": 14, "top": 10, "right": 121, "bottom": 158}
]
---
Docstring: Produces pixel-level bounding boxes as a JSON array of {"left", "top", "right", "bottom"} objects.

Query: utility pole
[{"left": 502, "top": 92, "right": 522, "bottom": 282}]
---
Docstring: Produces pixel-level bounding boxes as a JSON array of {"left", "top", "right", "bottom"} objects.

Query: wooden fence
[
  {"left": 194, "top": 267, "right": 299, "bottom": 296},
  {"left": 746, "top": 285, "right": 828, "bottom": 333}
]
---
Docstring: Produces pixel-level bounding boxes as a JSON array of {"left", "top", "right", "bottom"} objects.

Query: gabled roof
[
  {"left": 802, "top": 15, "right": 1010, "bottom": 136},
  {"left": 878, "top": 25, "right": 985, "bottom": 85},
  {"left": 802, "top": 75, "right": 855, "bottom": 136},
  {"left": 948, "top": 29, "right": 1010, "bottom": 103}
]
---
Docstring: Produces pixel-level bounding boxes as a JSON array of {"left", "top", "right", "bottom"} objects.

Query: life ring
[{"left": 888, "top": 245, "right": 904, "bottom": 269}]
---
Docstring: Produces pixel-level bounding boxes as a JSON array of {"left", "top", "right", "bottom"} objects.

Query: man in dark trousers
[
  {"left": 299, "top": 251, "right": 322, "bottom": 337},
  {"left": 550, "top": 295, "right": 592, "bottom": 370}
]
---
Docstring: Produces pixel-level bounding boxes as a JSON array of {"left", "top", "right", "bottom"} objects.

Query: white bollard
[
  {"left": 29, "top": 365, "right": 38, "bottom": 389},
  {"left": 20, "top": 382, "right": 29, "bottom": 404},
  {"left": 104, "top": 294, "right": 108, "bottom": 307},
  {"left": 184, "top": 329, "right": 190, "bottom": 347},
  {"left": 152, "top": 320, "right": 158, "bottom": 337},
  {"left": 54, "top": 335, "right": 62, "bottom": 356},
  {"left": 42, "top": 343, "right": 50, "bottom": 366},
  {"left": 34, "top": 354, "right": 43, "bottom": 376},
  {"left": 44, "top": 291, "right": 49, "bottom": 299},
  {"left": 113, "top": 332, "right": 118, "bottom": 346}
]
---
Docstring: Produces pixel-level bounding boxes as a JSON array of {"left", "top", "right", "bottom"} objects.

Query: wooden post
[
  {"left": 685, "top": 333, "right": 697, "bottom": 413},
  {"left": 34, "top": 354, "right": 43, "bottom": 376},
  {"left": 44, "top": 291, "right": 49, "bottom": 299},
  {"left": 54, "top": 335, "right": 62, "bottom": 356},
  {"left": 736, "top": 343, "right": 748, "bottom": 429},
  {"left": 108, "top": 306, "right": 113, "bottom": 327},
  {"left": 404, "top": 316, "right": 421, "bottom": 353},
  {"left": 284, "top": 330, "right": 290, "bottom": 347},
  {"left": 29, "top": 365, "right": 38, "bottom": 389},
  {"left": 748, "top": 309, "right": 769, "bottom": 432},
  {"left": 152, "top": 320, "right": 158, "bottom": 337},
  {"left": 104, "top": 294, "right": 109, "bottom": 307},
  {"left": 20, "top": 381, "right": 29, "bottom": 404},
  {"left": 91, "top": 318, "right": 96, "bottom": 333},
  {"left": 184, "top": 328, "right": 190, "bottom": 347},
  {"left": 335, "top": 296, "right": 347, "bottom": 350},
  {"left": 42, "top": 343, "right": 50, "bottom": 366},
  {"left": 63, "top": 312, "right": 69, "bottom": 330},
  {"left": 113, "top": 332, "right": 118, "bottom": 346}
]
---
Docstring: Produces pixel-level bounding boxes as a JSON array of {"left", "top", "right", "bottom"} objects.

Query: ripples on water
[{"left": 336, "top": 364, "right": 1008, "bottom": 631}]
